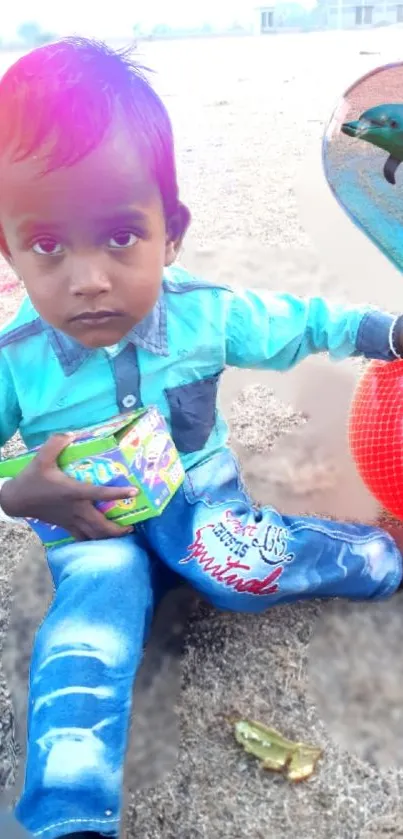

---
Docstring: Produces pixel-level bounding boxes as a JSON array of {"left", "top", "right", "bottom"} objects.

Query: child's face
[{"left": 0, "top": 124, "right": 184, "bottom": 348}]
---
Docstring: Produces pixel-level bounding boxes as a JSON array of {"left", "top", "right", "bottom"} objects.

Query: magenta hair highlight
[{"left": 0, "top": 37, "right": 180, "bottom": 217}]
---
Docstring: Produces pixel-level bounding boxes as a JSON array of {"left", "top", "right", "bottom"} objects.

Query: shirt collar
[{"left": 45, "top": 292, "right": 169, "bottom": 377}]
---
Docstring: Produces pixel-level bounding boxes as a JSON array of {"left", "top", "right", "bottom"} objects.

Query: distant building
[
  {"left": 254, "top": 5, "right": 275, "bottom": 32},
  {"left": 254, "top": 0, "right": 403, "bottom": 30},
  {"left": 253, "top": 3, "right": 311, "bottom": 31},
  {"left": 317, "top": 0, "right": 403, "bottom": 27}
]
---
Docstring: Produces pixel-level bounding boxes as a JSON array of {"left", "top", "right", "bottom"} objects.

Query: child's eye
[
  {"left": 32, "top": 238, "right": 63, "bottom": 256},
  {"left": 108, "top": 231, "right": 138, "bottom": 249}
]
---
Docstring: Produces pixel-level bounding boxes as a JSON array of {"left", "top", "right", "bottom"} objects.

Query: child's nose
[{"left": 69, "top": 256, "right": 111, "bottom": 296}]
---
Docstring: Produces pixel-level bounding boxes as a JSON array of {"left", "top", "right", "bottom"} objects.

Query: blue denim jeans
[{"left": 14, "top": 451, "right": 402, "bottom": 838}]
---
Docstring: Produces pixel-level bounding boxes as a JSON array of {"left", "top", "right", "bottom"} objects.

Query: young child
[{"left": 0, "top": 37, "right": 402, "bottom": 839}]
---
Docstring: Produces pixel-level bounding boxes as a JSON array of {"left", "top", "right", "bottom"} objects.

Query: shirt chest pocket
[{"left": 165, "top": 372, "right": 221, "bottom": 454}]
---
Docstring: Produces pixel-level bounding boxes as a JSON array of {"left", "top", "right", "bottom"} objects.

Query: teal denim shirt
[{"left": 0, "top": 264, "right": 397, "bottom": 471}]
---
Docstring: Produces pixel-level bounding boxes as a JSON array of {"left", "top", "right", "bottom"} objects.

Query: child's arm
[
  {"left": 0, "top": 355, "right": 140, "bottom": 539},
  {"left": 0, "top": 354, "right": 28, "bottom": 524},
  {"left": 224, "top": 288, "right": 401, "bottom": 369},
  {"left": 0, "top": 433, "right": 139, "bottom": 539},
  {"left": 0, "top": 352, "right": 23, "bottom": 449}
]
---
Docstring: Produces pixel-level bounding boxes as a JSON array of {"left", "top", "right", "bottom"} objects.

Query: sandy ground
[{"left": 1, "top": 28, "right": 403, "bottom": 839}]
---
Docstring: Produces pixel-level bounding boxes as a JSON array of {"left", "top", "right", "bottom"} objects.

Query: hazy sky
[{"left": 3, "top": 0, "right": 315, "bottom": 38}]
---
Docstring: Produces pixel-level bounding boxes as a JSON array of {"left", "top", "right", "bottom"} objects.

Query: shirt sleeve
[
  {"left": 224, "top": 288, "right": 397, "bottom": 370},
  {"left": 0, "top": 351, "right": 21, "bottom": 447},
  {"left": 0, "top": 353, "right": 23, "bottom": 523}
]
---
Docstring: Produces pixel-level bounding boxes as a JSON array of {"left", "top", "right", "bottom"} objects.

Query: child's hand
[
  {"left": 0, "top": 433, "right": 137, "bottom": 541},
  {"left": 392, "top": 317, "right": 403, "bottom": 357}
]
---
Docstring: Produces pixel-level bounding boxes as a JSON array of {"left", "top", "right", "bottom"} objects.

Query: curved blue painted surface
[{"left": 323, "top": 140, "right": 403, "bottom": 275}]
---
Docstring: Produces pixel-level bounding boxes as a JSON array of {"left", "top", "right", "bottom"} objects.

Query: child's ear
[{"left": 165, "top": 202, "right": 191, "bottom": 266}]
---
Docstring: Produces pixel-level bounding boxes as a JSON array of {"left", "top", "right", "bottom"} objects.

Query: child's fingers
[
  {"left": 74, "top": 506, "right": 134, "bottom": 540},
  {"left": 34, "top": 433, "right": 74, "bottom": 467},
  {"left": 73, "top": 481, "right": 139, "bottom": 502}
]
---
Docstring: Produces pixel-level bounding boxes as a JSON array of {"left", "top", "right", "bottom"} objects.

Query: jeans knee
[
  {"left": 48, "top": 535, "right": 151, "bottom": 589},
  {"left": 34, "top": 618, "right": 134, "bottom": 679}
]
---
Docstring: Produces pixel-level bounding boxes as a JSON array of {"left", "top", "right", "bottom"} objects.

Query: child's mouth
[{"left": 70, "top": 311, "right": 124, "bottom": 327}]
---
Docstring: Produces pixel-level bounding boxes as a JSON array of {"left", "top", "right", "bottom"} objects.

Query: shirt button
[{"left": 122, "top": 394, "right": 136, "bottom": 408}]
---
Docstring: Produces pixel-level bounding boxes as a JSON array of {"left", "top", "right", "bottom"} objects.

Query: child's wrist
[{"left": 389, "top": 315, "right": 403, "bottom": 359}]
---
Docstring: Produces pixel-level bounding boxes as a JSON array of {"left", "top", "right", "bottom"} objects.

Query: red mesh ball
[{"left": 349, "top": 359, "right": 403, "bottom": 520}]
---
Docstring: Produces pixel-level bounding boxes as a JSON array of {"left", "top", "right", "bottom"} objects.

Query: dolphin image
[{"left": 341, "top": 104, "right": 403, "bottom": 185}]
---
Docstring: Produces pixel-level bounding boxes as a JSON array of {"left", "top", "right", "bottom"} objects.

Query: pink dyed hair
[{"left": 0, "top": 36, "right": 181, "bottom": 218}]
